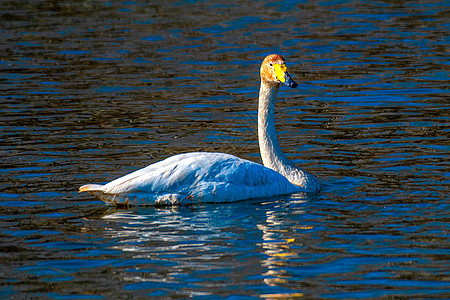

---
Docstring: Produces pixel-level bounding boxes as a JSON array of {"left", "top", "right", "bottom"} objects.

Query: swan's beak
[{"left": 274, "top": 64, "right": 298, "bottom": 88}]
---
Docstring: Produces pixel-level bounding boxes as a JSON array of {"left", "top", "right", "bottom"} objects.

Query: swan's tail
[
  {"left": 79, "top": 184, "right": 104, "bottom": 193},
  {"left": 79, "top": 183, "right": 132, "bottom": 207},
  {"left": 79, "top": 184, "right": 113, "bottom": 203}
]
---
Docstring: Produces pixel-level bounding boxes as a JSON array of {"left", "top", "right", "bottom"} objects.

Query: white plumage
[
  {"left": 80, "top": 152, "right": 303, "bottom": 205},
  {"left": 79, "top": 54, "right": 320, "bottom": 206}
]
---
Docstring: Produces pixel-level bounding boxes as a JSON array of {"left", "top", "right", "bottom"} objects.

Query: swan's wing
[
  {"left": 193, "top": 154, "right": 303, "bottom": 203},
  {"left": 80, "top": 152, "right": 301, "bottom": 205}
]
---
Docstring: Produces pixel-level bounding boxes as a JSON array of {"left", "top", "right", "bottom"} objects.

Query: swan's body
[
  {"left": 80, "top": 54, "right": 320, "bottom": 206},
  {"left": 80, "top": 152, "right": 304, "bottom": 205}
]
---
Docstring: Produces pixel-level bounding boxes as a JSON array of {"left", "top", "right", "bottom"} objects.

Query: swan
[{"left": 79, "top": 54, "right": 320, "bottom": 206}]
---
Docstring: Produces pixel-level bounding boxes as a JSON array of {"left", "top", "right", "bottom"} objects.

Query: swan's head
[{"left": 260, "top": 54, "right": 298, "bottom": 88}]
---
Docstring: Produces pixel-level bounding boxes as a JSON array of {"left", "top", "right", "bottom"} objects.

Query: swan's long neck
[
  {"left": 258, "top": 81, "right": 319, "bottom": 192},
  {"left": 258, "top": 82, "right": 293, "bottom": 173}
]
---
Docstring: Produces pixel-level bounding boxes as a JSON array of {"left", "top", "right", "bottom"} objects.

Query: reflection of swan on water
[
  {"left": 79, "top": 54, "right": 319, "bottom": 206},
  {"left": 100, "top": 197, "right": 312, "bottom": 298},
  {"left": 258, "top": 196, "right": 312, "bottom": 298}
]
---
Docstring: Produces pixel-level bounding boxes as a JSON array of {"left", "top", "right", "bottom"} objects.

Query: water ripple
[{"left": 0, "top": 0, "right": 448, "bottom": 298}]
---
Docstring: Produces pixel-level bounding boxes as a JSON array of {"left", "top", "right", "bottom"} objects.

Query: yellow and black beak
[{"left": 273, "top": 63, "right": 298, "bottom": 88}]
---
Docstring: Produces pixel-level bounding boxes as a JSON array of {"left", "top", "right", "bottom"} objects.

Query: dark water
[{"left": 1, "top": 0, "right": 449, "bottom": 298}]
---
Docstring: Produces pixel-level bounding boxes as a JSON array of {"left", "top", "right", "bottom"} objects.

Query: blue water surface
[{"left": 0, "top": 0, "right": 448, "bottom": 298}]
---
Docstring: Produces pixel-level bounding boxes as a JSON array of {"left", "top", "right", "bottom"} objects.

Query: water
[{"left": 1, "top": 0, "right": 449, "bottom": 298}]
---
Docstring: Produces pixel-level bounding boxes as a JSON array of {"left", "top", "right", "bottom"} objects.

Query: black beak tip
[
  {"left": 283, "top": 72, "right": 298, "bottom": 88},
  {"left": 284, "top": 79, "right": 298, "bottom": 88}
]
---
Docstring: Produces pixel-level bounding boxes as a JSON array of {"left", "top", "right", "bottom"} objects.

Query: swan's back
[{"left": 80, "top": 152, "right": 302, "bottom": 206}]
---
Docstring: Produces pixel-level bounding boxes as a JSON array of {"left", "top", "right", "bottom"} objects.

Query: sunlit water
[{"left": 1, "top": 0, "right": 448, "bottom": 298}]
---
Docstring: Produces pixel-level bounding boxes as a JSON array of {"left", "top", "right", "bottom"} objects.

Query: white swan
[{"left": 79, "top": 54, "right": 320, "bottom": 206}]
